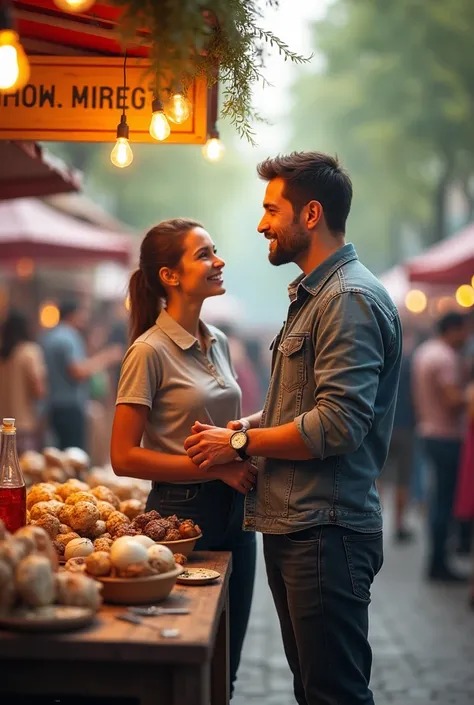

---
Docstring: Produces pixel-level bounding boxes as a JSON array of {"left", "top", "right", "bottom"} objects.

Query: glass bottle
[{"left": 0, "top": 417, "right": 26, "bottom": 532}]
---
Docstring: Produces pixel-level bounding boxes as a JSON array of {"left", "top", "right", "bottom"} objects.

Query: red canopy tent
[
  {"left": 0, "top": 141, "right": 81, "bottom": 200},
  {"left": 406, "top": 224, "right": 474, "bottom": 285},
  {"left": 0, "top": 197, "right": 132, "bottom": 265}
]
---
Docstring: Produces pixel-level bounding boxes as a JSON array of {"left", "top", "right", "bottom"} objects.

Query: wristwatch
[{"left": 230, "top": 429, "right": 249, "bottom": 461}]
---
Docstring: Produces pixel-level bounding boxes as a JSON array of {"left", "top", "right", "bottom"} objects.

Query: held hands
[{"left": 184, "top": 422, "right": 237, "bottom": 470}]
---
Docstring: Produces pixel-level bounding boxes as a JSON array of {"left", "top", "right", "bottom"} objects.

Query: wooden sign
[{"left": 0, "top": 56, "right": 208, "bottom": 144}]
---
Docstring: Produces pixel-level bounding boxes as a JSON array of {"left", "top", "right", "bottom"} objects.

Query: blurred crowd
[{"left": 379, "top": 311, "right": 474, "bottom": 597}]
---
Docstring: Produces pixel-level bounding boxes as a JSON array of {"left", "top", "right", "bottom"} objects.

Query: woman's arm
[{"left": 111, "top": 403, "right": 256, "bottom": 492}]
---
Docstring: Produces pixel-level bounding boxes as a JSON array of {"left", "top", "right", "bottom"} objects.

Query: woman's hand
[
  {"left": 227, "top": 418, "right": 251, "bottom": 431},
  {"left": 209, "top": 461, "right": 257, "bottom": 495}
]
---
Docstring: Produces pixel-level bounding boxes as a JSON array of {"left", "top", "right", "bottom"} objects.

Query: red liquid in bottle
[{"left": 0, "top": 485, "right": 26, "bottom": 533}]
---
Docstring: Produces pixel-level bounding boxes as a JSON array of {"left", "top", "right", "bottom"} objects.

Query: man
[
  {"left": 42, "top": 299, "right": 122, "bottom": 450},
  {"left": 184, "top": 152, "right": 402, "bottom": 705},
  {"left": 412, "top": 312, "right": 470, "bottom": 582}
]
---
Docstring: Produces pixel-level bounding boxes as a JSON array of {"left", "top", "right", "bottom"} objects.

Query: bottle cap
[{"left": 2, "top": 418, "right": 16, "bottom": 433}]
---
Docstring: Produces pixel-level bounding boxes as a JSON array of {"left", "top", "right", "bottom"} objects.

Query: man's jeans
[
  {"left": 264, "top": 525, "right": 383, "bottom": 705},
  {"left": 424, "top": 438, "right": 462, "bottom": 570}
]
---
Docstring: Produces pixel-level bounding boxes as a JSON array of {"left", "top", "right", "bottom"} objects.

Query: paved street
[{"left": 233, "top": 511, "right": 474, "bottom": 705}]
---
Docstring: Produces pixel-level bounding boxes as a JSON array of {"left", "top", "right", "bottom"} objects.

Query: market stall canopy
[
  {"left": 0, "top": 141, "right": 81, "bottom": 200},
  {"left": 13, "top": 0, "right": 149, "bottom": 58},
  {"left": 0, "top": 197, "right": 132, "bottom": 265},
  {"left": 406, "top": 224, "right": 474, "bottom": 285}
]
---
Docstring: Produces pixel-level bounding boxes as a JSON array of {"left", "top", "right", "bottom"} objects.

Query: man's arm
[{"left": 185, "top": 292, "right": 390, "bottom": 468}]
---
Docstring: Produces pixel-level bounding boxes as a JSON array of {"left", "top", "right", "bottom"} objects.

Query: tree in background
[{"left": 289, "top": 0, "right": 474, "bottom": 269}]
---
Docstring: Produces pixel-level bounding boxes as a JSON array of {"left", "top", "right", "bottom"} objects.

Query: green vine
[{"left": 109, "top": 0, "right": 311, "bottom": 143}]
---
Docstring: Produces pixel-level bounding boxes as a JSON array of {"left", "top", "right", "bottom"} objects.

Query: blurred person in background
[
  {"left": 0, "top": 310, "right": 46, "bottom": 454},
  {"left": 412, "top": 312, "right": 470, "bottom": 582},
  {"left": 110, "top": 219, "right": 257, "bottom": 695},
  {"left": 379, "top": 324, "right": 416, "bottom": 543},
  {"left": 42, "top": 299, "right": 122, "bottom": 451}
]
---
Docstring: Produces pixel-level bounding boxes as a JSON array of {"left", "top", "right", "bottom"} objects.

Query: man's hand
[{"left": 185, "top": 422, "right": 237, "bottom": 470}]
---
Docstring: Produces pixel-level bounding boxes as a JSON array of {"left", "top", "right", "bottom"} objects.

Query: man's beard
[{"left": 268, "top": 224, "right": 309, "bottom": 266}]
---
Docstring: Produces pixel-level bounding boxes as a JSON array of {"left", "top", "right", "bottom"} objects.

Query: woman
[
  {"left": 0, "top": 310, "right": 47, "bottom": 454},
  {"left": 111, "top": 218, "right": 257, "bottom": 692}
]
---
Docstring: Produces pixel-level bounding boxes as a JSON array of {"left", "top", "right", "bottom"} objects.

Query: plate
[
  {"left": 157, "top": 533, "right": 203, "bottom": 558},
  {"left": 97, "top": 564, "right": 184, "bottom": 604},
  {"left": 176, "top": 568, "right": 220, "bottom": 585},
  {"left": 0, "top": 605, "right": 95, "bottom": 632}
]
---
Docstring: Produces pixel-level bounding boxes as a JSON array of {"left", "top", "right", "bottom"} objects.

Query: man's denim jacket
[{"left": 244, "top": 244, "right": 402, "bottom": 534}]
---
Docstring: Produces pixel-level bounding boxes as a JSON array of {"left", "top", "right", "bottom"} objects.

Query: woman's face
[{"left": 166, "top": 227, "right": 226, "bottom": 300}]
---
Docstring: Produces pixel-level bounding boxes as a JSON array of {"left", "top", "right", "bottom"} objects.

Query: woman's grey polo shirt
[{"left": 116, "top": 309, "right": 242, "bottom": 465}]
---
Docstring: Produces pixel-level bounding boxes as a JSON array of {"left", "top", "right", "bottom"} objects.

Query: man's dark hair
[
  {"left": 257, "top": 151, "right": 353, "bottom": 233},
  {"left": 59, "top": 299, "right": 80, "bottom": 321},
  {"left": 436, "top": 312, "right": 466, "bottom": 335}
]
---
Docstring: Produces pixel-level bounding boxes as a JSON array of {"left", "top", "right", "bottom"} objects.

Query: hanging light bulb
[
  {"left": 110, "top": 115, "right": 133, "bottom": 168},
  {"left": 149, "top": 98, "right": 171, "bottom": 141},
  {"left": 0, "top": 28, "right": 30, "bottom": 93},
  {"left": 164, "top": 88, "right": 192, "bottom": 124},
  {"left": 202, "top": 129, "right": 225, "bottom": 163},
  {"left": 53, "top": 0, "right": 96, "bottom": 12}
]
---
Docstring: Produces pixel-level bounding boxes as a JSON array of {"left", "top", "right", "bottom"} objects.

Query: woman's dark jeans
[{"left": 146, "top": 480, "right": 256, "bottom": 694}]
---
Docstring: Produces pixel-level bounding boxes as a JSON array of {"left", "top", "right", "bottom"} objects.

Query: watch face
[{"left": 231, "top": 431, "right": 247, "bottom": 450}]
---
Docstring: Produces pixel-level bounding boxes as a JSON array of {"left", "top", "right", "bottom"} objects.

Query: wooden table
[{"left": 0, "top": 551, "right": 232, "bottom": 705}]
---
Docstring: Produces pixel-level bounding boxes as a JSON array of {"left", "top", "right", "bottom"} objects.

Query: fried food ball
[
  {"left": 117, "top": 561, "right": 156, "bottom": 578},
  {"left": 86, "top": 520, "right": 107, "bottom": 539},
  {"left": 56, "top": 479, "right": 89, "bottom": 501},
  {"left": 65, "top": 556, "right": 87, "bottom": 573},
  {"left": 55, "top": 531, "right": 81, "bottom": 548},
  {"left": 119, "top": 499, "right": 145, "bottom": 521},
  {"left": 96, "top": 501, "right": 116, "bottom": 521},
  {"left": 165, "top": 514, "right": 180, "bottom": 529},
  {"left": 43, "top": 447, "right": 66, "bottom": 469},
  {"left": 26, "top": 484, "right": 57, "bottom": 510},
  {"left": 59, "top": 523, "right": 71, "bottom": 534},
  {"left": 173, "top": 553, "right": 188, "bottom": 566},
  {"left": 131, "top": 510, "right": 161, "bottom": 531},
  {"left": 163, "top": 529, "right": 181, "bottom": 542},
  {"left": 29, "top": 500, "right": 64, "bottom": 521},
  {"left": 16, "top": 554, "right": 55, "bottom": 607},
  {"left": 15, "top": 525, "right": 58, "bottom": 570},
  {"left": 42, "top": 467, "right": 67, "bottom": 485},
  {"left": 85, "top": 551, "right": 112, "bottom": 577},
  {"left": 58, "top": 504, "right": 73, "bottom": 525},
  {"left": 113, "top": 524, "right": 138, "bottom": 538},
  {"left": 68, "top": 502, "right": 100, "bottom": 533},
  {"left": 90, "top": 485, "right": 120, "bottom": 509},
  {"left": 93, "top": 536, "right": 113, "bottom": 553},
  {"left": 143, "top": 519, "right": 167, "bottom": 541},
  {"left": 194, "top": 524, "right": 201, "bottom": 536},
  {"left": 179, "top": 521, "right": 197, "bottom": 539},
  {"left": 106, "top": 511, "right": 130, "bottom": 536},
  {"left": 55, "top": 571, "right": 103, "bottom": 611},
  {"left": 52, "top": 540, "right": 65, "bottom": 557},
  {"left": 65, "top": 491, "right": 98, "bottom": 506},
  {"left": 32, "top": 513, "right": 61, "bottom": 540}
]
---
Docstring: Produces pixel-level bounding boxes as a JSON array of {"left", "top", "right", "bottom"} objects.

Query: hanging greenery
[{"left": 109, "top": 0, "right": 311, "bottom": 142}]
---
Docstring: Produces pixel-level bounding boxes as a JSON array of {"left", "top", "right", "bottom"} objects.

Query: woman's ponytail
[{"left": 128, "top": 268, "right": 162, "bottom": 344}]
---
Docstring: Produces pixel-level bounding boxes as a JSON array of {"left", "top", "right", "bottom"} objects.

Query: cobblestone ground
[{"left": 233, "top": 512, "right": 474, "bottom": 705}]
